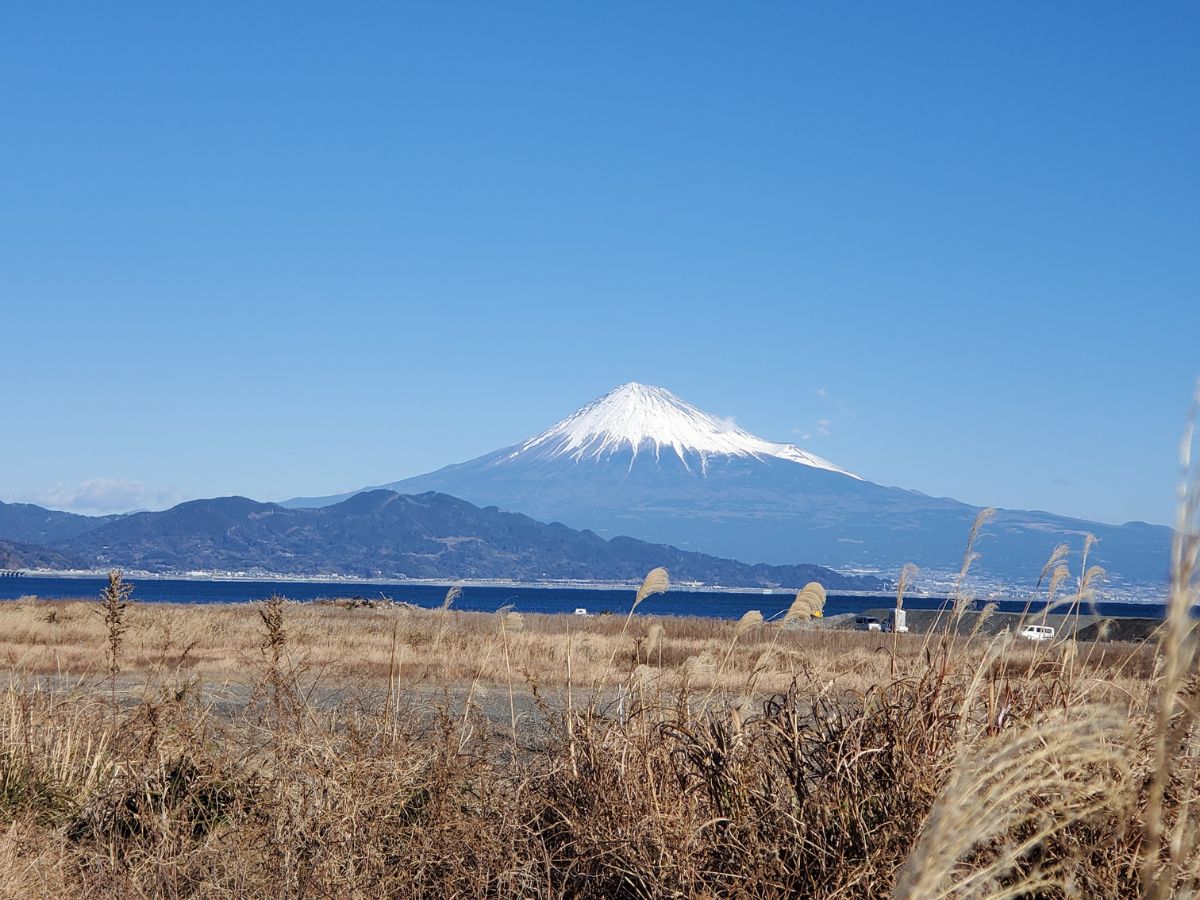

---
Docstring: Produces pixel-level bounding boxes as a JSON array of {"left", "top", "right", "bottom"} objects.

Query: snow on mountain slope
[{"left": 511, "top": 382, "right": 860, "bottom": 478}]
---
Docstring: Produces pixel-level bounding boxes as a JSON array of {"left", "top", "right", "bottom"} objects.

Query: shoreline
[
  {"left": 10, "top": 568, "right": 901, "bottom": 596},
  {"left": 9, "top": 568, "right": 1170, "bottom": 605}
]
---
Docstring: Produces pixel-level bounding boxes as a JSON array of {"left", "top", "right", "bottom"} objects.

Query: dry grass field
[
  {"left": 0, "top": 582, "right": 1185, "bottom": 898},
  {"left": 0, "top": 593, "right": 1158, "bottom": 699},
  {"left": 0, "top": 445, "right": 1197, "bottom": 898}
]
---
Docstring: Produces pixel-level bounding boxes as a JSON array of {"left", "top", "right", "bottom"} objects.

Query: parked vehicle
[
  {"left": 1020, "top": 624, "right": 1055, "bottom": 641},
  {"left": 574, "top": 608, "right": 589, "bottom": 617},
  {"left": 855, "top": 616, "right": 883, "bottom": 632}
]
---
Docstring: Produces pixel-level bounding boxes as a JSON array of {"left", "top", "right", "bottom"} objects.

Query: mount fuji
[{"left": 287, "top": 383, "right": 1172, "bottom": 585}]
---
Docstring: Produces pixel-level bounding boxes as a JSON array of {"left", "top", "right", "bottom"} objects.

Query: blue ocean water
[{"left": 0, "top": 575, "right": 1168, "bottom": 621}]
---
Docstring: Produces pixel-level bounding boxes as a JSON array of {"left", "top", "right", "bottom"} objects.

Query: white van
[
  {"left": 1020, "top": 624, "right": 1055, "bottom": 641},
  {"left": 854, "top": 616, "right": 883, "bottom": 632}
]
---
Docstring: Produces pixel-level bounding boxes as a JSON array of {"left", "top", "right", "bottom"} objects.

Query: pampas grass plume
[
  {"left": 634, "top": 567, "right": 670, "bottom": 609},
  {"left": 735, "top": 609, "right": 763, "bottom": 637}
]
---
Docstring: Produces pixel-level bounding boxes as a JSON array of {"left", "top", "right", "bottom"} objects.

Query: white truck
[{"left": 1020, "top": 624, "right": 1055, "bottom": 641}]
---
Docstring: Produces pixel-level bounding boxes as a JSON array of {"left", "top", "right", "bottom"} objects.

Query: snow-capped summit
[{"left": 511, "top": 382, "right": 859, "bottom": 478}]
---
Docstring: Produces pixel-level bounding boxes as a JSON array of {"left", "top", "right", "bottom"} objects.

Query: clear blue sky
[{"left": 2, "top": 3, "right": 1196, "bottom": 525}]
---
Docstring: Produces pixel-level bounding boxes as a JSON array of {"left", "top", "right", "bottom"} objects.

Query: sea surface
[{"left": 0, "top": 575, "right": 1169, "bottom": 621}]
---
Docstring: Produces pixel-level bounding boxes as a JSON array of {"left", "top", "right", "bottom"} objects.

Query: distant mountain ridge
[
  {"left": 0, "top": 539, "right": 82, "bottom": 571},
  {"left": 0, "top": 490, "right": 884, "bottom": 590},
  {"left": 0, "top": 500, "right": 118, "bottom": 545},
  {"left": 287, "top": 383, "right": 1173, "bottom": 585}
]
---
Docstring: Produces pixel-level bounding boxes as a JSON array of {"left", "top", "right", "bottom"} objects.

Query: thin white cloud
[
  {"left": 20, "top": 478, "right": 183, "bottom": 515},
  {"left": 793, "top": 388, "right": 852, "bottom": 442},
  {"left": 712, "top": 415, "right": 739, "bottom": 433}
]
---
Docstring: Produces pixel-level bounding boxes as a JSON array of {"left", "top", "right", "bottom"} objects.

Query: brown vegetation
[
  {"left": 0, "top": 592, "right": 1154, "bottom": 698},
  {"left": 0, "top": 580, "right": 1178, "bottom": 898}
]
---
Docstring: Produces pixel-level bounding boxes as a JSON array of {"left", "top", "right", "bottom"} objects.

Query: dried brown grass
[
  {"left": 0, "top": 588, "right": 1166, "bottom": 899},
  {"left": 0, "top": 596, "right": 1152, "bottom": 700}
]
